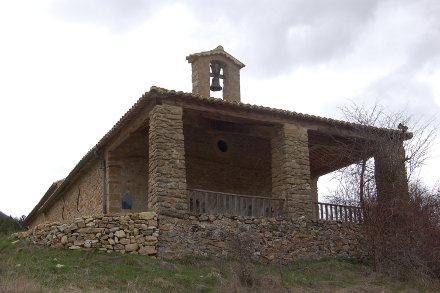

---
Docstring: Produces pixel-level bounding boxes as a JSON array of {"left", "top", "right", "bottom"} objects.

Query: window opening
[
  {"left": 217, "top": 140, "right": 228, "bottom": 152},
  {"left": 121, "top": 194, "right": 132, "bottom": 210}
]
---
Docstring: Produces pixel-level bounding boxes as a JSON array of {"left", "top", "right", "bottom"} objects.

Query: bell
[
  {"left": 210, "top": 77, "right": 222, "bottom": 91},
  {"left": 210, "top": 62, "right": 223, "bottom": 92}
]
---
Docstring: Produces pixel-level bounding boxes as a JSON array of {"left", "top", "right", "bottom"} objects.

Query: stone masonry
[
  {"left": 16, "top": 211, "right": 366, "bottom": 263},
  {"left": 31, "top": 161, "right": 103, "bottom": 228},
  {"left": 375, "top": 139, "right": 410, "bottom": 201},
  {"left": 148, "top": 105, "right": 187, "bottom": 218},
  {"left": 16, "top": 212, "right": 158, "bottom": 255},
  {"left": 158, "top": 213, "right": 366, "bottom": 262},
  {"left": 271, "top": 124, "right": 314, "bottom": 219},
  {"left": 106, "top": 130, "right": 149, "bottom": 214},
  {"left": 184, "top": 124, "right": 272, "bottom": 196},
  {"left": 187, "top": 46, "right": 244, "bottom": 103}
]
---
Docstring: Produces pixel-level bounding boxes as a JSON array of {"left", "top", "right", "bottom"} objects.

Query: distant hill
[{"left": 0, "top": 212, "right": 24, "bottom": 235}]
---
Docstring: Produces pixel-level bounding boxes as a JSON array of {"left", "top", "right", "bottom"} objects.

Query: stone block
[
  {"left": 139, "top": 245, "right": 156, "bottom": 255},
  {"left": 125, "top": 243, "right": 139, "bottom": 252},
  {"left": 139, "top": 212, "right": 156, "bottom": 220},
  {"left": 114, "top": 230, "right": 126, "bottom": 238},
  {"left": 119, "top": 238, "right": 130, "bottom": 245}
]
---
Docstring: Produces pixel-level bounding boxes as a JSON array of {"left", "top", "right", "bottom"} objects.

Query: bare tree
[
  {"left": 323, "top": 101, "right": 440, "bottom": 280},
  {"left": 325, "top": 101, "right": 437, "bottom": 208}
]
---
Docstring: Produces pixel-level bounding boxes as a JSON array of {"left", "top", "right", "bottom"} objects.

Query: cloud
[
  {"left": 50, "top": 0, "right": 381, "bottom": 75},
  {"left": 51, "top": 0, "right": 171, "bottom": 32},
  {"left": 186, "top": 0, "right": 381, "bottom": 76},
  {"left": 50, "top": 0, "right": 440, "bottom": 80}
]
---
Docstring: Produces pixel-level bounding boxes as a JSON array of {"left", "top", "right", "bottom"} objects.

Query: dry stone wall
[
  {"left": 18, "top": 212, "right": 158, "bottom": 255},
  {"left": 158, "top": 214, "right": 366, "bottom": 262},
  {"left": 19, "top": 211, "right": 367, "bottom": 263}
]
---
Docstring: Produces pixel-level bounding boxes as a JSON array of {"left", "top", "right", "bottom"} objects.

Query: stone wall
[
  {"left": 29, "top": 160, "right": 103, "bottom": 228},
  {"left": 18, "top": 212, "right": 158, "bottom": 255},
  {"left": 184, "top": 124, "right": 272, "bottom": 196},
  {"left": 148, "top": 105, "right": 187, "bottom": 218},
  {"left": 106, "top": 130, "right": 149, "bottom": 214},
  {"left": 222, "top": 60, "right": 241, "bottom": 103},
  {"left": 158, "top": 214, "right": 366, "bottom": 262},
  {"left": 19, "top": 211, "right": 367, "bottom": 263},
  {"left": 271, "top": 124, "right": 314, "bottom": 219}
]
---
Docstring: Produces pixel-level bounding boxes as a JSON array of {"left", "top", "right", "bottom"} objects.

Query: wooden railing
[
  {"left": 315, "top": 202, "right": 363, "bottom": 223},
  {"left": 187, "top": 189, "right": 285, "bottom": 218}
]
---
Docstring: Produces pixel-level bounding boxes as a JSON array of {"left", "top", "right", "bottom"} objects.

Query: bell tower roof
[{"left": 186, "top": 45, "right": 245, "bottom": 68}]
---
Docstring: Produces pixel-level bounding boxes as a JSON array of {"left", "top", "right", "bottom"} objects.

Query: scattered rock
[{"left": 56, "top": 264, "right": 64, "bottom": 268}]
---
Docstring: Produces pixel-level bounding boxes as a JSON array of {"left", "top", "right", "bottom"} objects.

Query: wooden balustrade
[
  {"left": 187, "top": 189, "right": 285, "bottom": 218},
  {"left": 314, "top": 202, "right": 363, "bottom": 223}
]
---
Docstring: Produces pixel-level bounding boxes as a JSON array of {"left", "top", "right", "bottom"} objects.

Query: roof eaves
[{"left": 151, "top": 86, "right": 412, "bottom": 139}]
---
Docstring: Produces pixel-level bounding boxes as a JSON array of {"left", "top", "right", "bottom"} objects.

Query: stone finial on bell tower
[{"left": 186, "top": 46, "right": 245, "bottom": 103}]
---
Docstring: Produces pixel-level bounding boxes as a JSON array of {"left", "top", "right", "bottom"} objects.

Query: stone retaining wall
[
  {"left": 158, "top": 214, "right": 367, "bottom": 262},
  {"left": 16, "top": 212, "right": 367, "bottom": 262},
  {"left": 16, "top": 212, "right": 158, "bottom": 255}
]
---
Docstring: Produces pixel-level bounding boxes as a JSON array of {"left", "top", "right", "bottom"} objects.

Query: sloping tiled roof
[
  {"left": 150, "top": 86, "right": 412, "bottom": 136},
  {"left": 26, "top": 85, "right": 411, "bottom": 224}
]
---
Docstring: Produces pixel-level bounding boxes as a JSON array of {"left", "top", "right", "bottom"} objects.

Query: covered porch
[
  {"left": 153, "top": 101, "right": 375, "bottom": 223},
  {"left": 104, "top": 92, "right": 407, "bottom": 224}
]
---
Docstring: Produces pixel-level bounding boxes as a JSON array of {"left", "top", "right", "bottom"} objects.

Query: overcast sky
[{"left": 1, "top": 0, "right": 439, "bottom": 217}]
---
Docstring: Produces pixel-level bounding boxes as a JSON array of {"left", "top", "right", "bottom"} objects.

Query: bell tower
[{"left": 186, "top": 46, "right": 245, "bottom": 103}]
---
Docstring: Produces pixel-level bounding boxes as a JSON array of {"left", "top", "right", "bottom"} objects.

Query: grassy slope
[{"left": 0, "top": 237, "right": 437, "bottom": 293}]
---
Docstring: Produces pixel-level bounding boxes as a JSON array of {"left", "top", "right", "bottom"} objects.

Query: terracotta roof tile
[{"left": 149, "top": 86, "right": 412, "bottom": 136}]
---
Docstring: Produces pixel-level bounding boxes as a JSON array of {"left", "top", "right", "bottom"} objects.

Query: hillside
[
  {"left": 0, "top": 211, "right": 7, "bottom": 219},
  {"left": 1, "top": 236, "right": 438, "bottom": 292}
]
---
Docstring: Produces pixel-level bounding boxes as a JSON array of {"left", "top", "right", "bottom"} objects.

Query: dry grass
[{"left": 1, "top": 236, "right": 439, "bottom": 292}]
